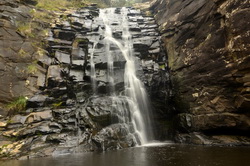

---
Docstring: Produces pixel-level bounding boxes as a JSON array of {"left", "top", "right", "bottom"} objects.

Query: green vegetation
[
  {"left": 17, "top": 22, "right": 35, "bottom": 38},
  {"left": 84, "top": 0, "right": 108, "bottom": 8},
  {"left": 27, "top": 62, "right": 38, "bottom": 74},
  {"left": 35, "top": 0, "right": 85, "bottom": 11},
  {"left": 52, "top": 101, "right": 63, "bottom": 108},
  {"left": 18, "top": 49, "right": 28, "bottom": 57},
  {"left": 6, "top": 96, "right": 28, "bottom": 114},
  {"left": 30, "top": 9, "right": 53, "bottom": 22},
  {"left": 106, "top": 0, "right": 146, "bottom": 7}
]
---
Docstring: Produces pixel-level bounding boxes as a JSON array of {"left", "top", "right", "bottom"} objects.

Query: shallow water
[{"left": 2, "top": 144, "right": 250, "bottom": 166}]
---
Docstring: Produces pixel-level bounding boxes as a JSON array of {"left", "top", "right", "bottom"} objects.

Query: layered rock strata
[
  {"left": 0, "top": 6, "right": 165, "bottom": 159},
  {"left": 150, "top": 0, "right": 250, "bottom": 144},
  {"left": 0, "top": 0, "right": 42, "bottom": 116}
]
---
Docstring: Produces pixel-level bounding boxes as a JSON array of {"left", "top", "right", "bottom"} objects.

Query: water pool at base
[{"left": 2, "top": 144, "right": 250, "bottom": 166}]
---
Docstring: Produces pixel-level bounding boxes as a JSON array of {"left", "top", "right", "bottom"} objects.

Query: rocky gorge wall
[
  {"left": 150, "top": 0, "right": 250, "bottom": 144},
  {"left": 1, "top": 0, "right": 250, "bottom": 160},
  {"left": 0, "top": 2, "right": 166, "bottom": 159}
]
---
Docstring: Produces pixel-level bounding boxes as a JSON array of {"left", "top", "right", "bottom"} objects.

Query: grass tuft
[
  {"left": 6, "top": 96, "right": 28, "bottom": 114},
  {"left": 27, "top": 63, "right": 38, "bottom": 74}
]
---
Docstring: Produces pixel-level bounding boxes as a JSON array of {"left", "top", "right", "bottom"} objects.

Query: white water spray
[
  {"left": 98, "top": 7, "right": 154, "bottom": 145},
  {"left": 90, "top": 43, "right": 97, "bottom": 93}
]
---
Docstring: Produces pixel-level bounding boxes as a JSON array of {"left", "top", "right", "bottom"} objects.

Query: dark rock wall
[
  {"left": 0, "top": 0, "right": 47, "bottom": 116},
  {"left": 151, "top": 0, "right": 250, "bottom": 144}
]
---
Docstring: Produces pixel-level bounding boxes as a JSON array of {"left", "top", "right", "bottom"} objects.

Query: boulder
[
  {"left": 27, "top": 94, "right": 49, "bottom": 108},
  {"left": 92, "top": 124, "right": 135, "bottom": 151}
]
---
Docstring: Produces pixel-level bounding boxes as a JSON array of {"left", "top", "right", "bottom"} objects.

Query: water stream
[
  {"left": 90, "top": 42, "right": 97, "bottom": 93},
  {"left": 96, "top": 7, "right": 154, "bottom": 145}
]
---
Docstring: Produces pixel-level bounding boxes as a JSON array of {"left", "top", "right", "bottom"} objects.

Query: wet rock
[
  {"left": 55, "top": 51, "right": 71, "bottom": 64},
  {"left": 0, "top": 140, "right": 25, "bottom": 157},
  {"left": 25, "top": 110, "right": 53, "bottom": 124},
  {"left": 52, "top": 108, "right": 76, "bottom": 128},
  {"left": 36, "top": 72, "right": 46, "bottom": 89},
  {"left": 69, "top": 69, "right": 84, "bottom": 82},
  {"left": 52, "top": 29, "right": 75, "bottom": 41},
  {"left": 46, "top": 65, "right": 67, "bottom": 87},
  {"left": 72, "top": 60, "right": 84, "bottom": 69},
  {"left": 46, "top": 133, "right": 70, "bottom": 143},
  {"left": 48, "top": 86, "right": 68, "bottom": 98},
  {"left": 27, "top": 94, "right": 49, "bottom": 108},
  {"left": 151, "top": 0, "right": 250, "bottom": 143},
  {"left": 173, "top": 113, "right": 193, "bottom": 132},
  {"left": 92, "top": 124, "right": 135, "bottom": 150},
  {"left": 86, "top": 106, "right": 111, "bottom": 128},
  {"left": 175, "top": 132, "right": 250, "bottom": 146},
  {"left": 66, "top": 99, "right": 76, "bottom": 106},
  {"left": 17, "top": 121, "right": 62, "bottom": 137},
  {"left": 10, "top": 115, "right": 27, "bottom": 124},
  {"left": 192, "top": 113, "right": 250, "bottom": 131},
  {"left": 0, "top": 121, "right": 7, "bottom": 128},
  {"left": 71, "top": 47, "right": 86, "bottom": 60}
]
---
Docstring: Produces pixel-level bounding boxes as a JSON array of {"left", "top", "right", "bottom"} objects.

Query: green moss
[
  {"left": 6, "top": 96, "right": 27, "bottom": 114},
  {"left": 0, "top": 144, "right": 9, "bottom": 149},
  {"left": 60, "top": 14, "right": 69, "bottom": 21},
  {"left": 6, "top": 119, "right": 13, "bottom": 125},
  {"left": 18, "top": 49, "right": 27, "bottom": 57},
  {"left": 52, "top": 101, "right": 63, "bottom": 108},
  {"left": 30, "top": 9, "right": 53, "bottom": 22},
  {"left": 159, "top": 64, "right": 165, "bottom": 70},
  {"left": 17, "top": 22, "right": 35, "bottom": 38},
  {"left": 27, "top": 63, "right": 38, "bottom": 74}
]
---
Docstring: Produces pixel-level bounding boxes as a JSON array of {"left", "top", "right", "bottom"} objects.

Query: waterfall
[
  {"left": 102, "top": 8, "right": 115, "bottom": 93},
  {"left": 90, "top": 43, "right": 97, "bottom": 93},
  {"left": 95, "top": 7, "right": 154, "bottom": 145}
]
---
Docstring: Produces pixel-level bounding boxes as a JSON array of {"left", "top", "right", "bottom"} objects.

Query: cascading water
[
  {"left": 93, "top": 7, "right": 154, "bottom": 145},
  {"left": 90, "top": 43, "right": 97, "bottom": 93}
]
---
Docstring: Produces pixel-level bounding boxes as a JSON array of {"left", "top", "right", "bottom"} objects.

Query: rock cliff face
[
  {"left": 0, "top": 0, "right": 51, "bottom": 116},
  {"left": 0, "top": 0, "right": 37, "bottom": 115},
  {"left": 0, "top": 5, "right": 165, "bottom": 159},
  {"left": 150, "top": 0, "right": 250, "bottom": 144}
]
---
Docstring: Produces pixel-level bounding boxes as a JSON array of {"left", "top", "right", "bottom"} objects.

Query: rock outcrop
[{"left": 150, "top": 0, "right": 250, "bottom": 144}]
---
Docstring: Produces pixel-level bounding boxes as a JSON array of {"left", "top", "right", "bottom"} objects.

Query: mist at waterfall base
[{"left": 2, "top": 145, "right": 250, "bottom": 166}]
